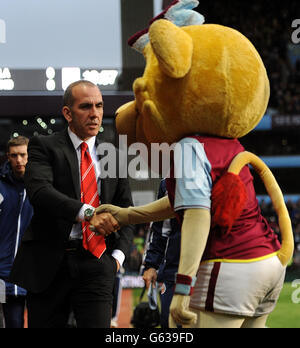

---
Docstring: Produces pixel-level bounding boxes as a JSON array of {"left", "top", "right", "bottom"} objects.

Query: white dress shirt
[{"left": 68, "top": 127, "right": 125, "bottom": 266}]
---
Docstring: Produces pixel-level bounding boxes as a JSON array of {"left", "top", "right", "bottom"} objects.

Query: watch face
[{"left": 85, "top": 208, "right": 94, "bottom": 220}]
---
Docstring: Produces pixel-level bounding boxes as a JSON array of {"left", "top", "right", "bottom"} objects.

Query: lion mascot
[{"left": 96, "top": 0, "right": 294, "bottom": 328}]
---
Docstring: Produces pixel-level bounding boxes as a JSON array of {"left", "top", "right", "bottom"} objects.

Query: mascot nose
[
  {"left": 134, "top": 77, "right": 147, "bottom": 92},
  {"left": 134, "top": 77, "right": 150, "bottom": 110}
]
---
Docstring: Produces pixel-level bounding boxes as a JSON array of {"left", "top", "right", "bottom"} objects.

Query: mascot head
[{"left": 116, "top": 0, "right": 270, "bottom": 147}]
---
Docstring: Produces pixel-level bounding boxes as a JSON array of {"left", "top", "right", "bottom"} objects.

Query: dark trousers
[
  {"left": 27, "top": 247, "right": 117, "bottom": 328},
  {"left": 112, "top": 271, "right": 122, "bottom": 319},
  {"left": 2, "top": 295, "right": 26, "bottom": 328},
  {"left": 160, "top": 280, "right": 181, "bottom": 329}
]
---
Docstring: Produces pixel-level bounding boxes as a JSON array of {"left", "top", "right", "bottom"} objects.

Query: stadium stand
[{"left": 196, "top": 0, "right": 300, "bottom": 114}]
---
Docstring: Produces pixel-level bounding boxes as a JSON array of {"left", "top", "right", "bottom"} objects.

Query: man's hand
[
  {"left": 143, "top": 268, "right": 157, "bottom": 288},
  {"left": 95, "top": 204, "right": 129, "bottom": 227},
  {"left": 89, "top": 212, "right": 119, "bottom": 237}
]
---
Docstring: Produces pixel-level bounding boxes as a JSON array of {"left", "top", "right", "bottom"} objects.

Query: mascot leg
[
  {"left": 186, "top": 308, "right": 268, "bottom": 328},
  {"left": 186, "top": 308, "right": 244, "bottom": 328},
  {"left": 241, "top": 315, "right": 269, "bottom": 328}
]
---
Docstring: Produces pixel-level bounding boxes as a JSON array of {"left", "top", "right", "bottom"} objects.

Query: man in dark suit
[{"left": 9, "top": 80, "right": 134, "bottom": 328}]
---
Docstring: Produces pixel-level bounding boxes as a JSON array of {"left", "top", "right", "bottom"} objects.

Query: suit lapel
[{"left": 58, "top": 129, "right": 81, "bottom": 200}]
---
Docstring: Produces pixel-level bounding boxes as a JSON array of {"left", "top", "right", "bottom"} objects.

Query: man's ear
[{"left": 62, "top": 106, "right": 72, "bottom": 123}]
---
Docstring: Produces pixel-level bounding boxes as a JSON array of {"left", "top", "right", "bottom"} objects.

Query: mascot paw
[
  {"left": 169, "top": 294, "right": 197, "bottom": 327},
  {"left": 95, "top": 204, "right": 120, "bottom": 215}
]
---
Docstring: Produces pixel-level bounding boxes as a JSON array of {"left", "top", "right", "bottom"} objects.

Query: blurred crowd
[
  {"left": 200, "top": 0, "right": 300, "bottom": 115},
  {"left": 260, "top": 199, "right": 300, "bottom": 256},
  {"left": 123, "top": 225, "right": 148, "bottom": 274}
]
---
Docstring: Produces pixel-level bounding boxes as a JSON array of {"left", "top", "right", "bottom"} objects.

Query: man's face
[
  {"left": 7, "top": 145, "right": 28, "bottom": 178},
  {"left": 63, "top": 84, "right": 104, "bottom": 141}
]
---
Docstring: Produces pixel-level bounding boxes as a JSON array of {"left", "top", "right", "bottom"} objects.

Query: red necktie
[{"left": 80, "top": 142, "right": 106, "bottom": 258}]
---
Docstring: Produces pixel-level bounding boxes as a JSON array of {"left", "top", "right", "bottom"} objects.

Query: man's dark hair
[
  {"left": 63, "top": 80, "right": 99, "bottom": 108},
  {"left": 7, "top": 136, "right": 29, "bottom": 152}
]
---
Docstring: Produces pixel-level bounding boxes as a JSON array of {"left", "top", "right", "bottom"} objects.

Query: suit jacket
[{"left": 9, "top": 129, "right": 134, "bottom": 293}]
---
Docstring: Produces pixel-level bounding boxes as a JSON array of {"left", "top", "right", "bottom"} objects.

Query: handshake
[
  {"left": 88, "top": 196, "right": 175, "bottom": 237},
  {"left": 88, "top": 205, "right": 129, "bottom": 237}
]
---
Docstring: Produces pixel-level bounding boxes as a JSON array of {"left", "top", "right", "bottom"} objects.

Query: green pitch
[{"left": 267, "top": 282, "right": 300, "bottom": 328}]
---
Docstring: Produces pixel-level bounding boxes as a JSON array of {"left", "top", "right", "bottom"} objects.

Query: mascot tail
[{"left": 212, "top": 151, "right": 294, "bottom": 267}]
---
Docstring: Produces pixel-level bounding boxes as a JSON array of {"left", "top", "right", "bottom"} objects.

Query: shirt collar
[{"left": 67, "top": 127, "right": 96, "bottom": 153}]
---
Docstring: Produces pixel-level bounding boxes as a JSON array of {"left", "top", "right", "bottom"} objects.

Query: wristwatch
[{"left": 84, "top": 207, "right": 95, "bottom": 222}]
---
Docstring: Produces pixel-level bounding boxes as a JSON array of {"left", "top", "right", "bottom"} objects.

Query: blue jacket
[
  {"left": 143, "top": 180, "right": 181, "bottom": 283},
  {"left": 0, "top": 162, "right": 33, "bottom": 297}
]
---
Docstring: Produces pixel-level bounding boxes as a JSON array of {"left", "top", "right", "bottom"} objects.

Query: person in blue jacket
[
  {"left": 0, "top": 136, "right": 33, "bottom": 328},
  {"left": 142, "top": 179, "right": 181, "bottom": 328}
]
